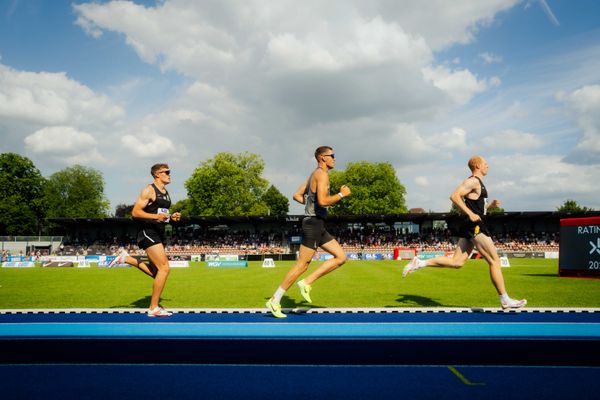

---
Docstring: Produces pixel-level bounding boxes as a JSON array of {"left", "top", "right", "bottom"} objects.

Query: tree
[
  {"left": 171, "top": 198, "right": 192, "bottom": 217},
  {"left": 0, "top": 153, "right": 46, "bottom": 235},
  {"left": 185, "top": 152, "right": 271, "bottom": 216},
  {"left": 114, "top": 203, "right": 134, "bottom": 218},
  {"left": 44, "top": 165, "right": 110, "bottom": 218},
  {"left": 328, "top": 161, "right": 407, "bottom": 215},
  {"left": 557, "top": 199, "right": 593, "bottom": 213},
  {"left": 262, "top": 185, "right": 289, "bottom": 216}
]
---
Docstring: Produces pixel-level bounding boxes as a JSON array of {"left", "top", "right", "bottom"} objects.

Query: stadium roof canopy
[{"left": 48, "top": 210, "right": 600, "bottom": 229}]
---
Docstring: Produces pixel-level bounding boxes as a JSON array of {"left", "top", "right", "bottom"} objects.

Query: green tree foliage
[
  {"left": 487, "top": 205, "right": 505, "bottom": 214},
  {"left": 557, "top": 199, "right": 593, "bottom": 212},
  {"left": 185, "top": 152, "right": 272, "bottom": 216},
  {"left": 114, "top": 203, "right": 134, "bottom": 218},
  {"left": 171, "top": 198, "right": 192, "bottom": 217},
  {"left": 44, "top": 165, "right": 110, "bottom": 218},
  {"left": 328, "top": 161, "right": 407, "bottom": 215},
  {"left": 0, "top": 153, "right": 46, "bottom": 235},
  {"left": 262, "top": 185, "right": 289, "bottom": 216}
]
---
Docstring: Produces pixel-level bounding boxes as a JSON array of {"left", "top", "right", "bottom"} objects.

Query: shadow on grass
[
  {"left": 112, "top": 296, "right": 172, "bottom": 309},
  {"left": 394, "top": 294, "right": 445, "bottom": 307},
  {"left": 522, "top": 273, "right": 558, "bottom": 277}
]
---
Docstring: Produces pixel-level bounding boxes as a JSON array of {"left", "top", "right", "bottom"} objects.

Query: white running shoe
[
  {"left": 147, "top": 307, "right": 173, "bottom": 317},
  {"left": 501, "top": 298, "right": 527, "bottom": 310},
  {"left": 108, "top": 249, "right": 128, "bottom": 268},
  {"left": 402, "top": 256, "right": 425, "bottom": 278}
]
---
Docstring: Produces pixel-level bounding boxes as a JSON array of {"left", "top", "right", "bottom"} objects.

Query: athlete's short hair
[
  {"left": 468, "top": 156, "right": 484, "bottom": 172},
  {"left": 315, "top": 146, "right": 333, "bottom": 160},
  {"left": 151, "top": 163, "right": 169, "bottom": 177}
]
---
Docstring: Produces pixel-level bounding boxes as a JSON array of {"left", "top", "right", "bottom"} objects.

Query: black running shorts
[
  {"left": 137, "top": 226, "right": 166, "bottom": 250},
  {"left": 301, "top": 217, "right": 335, "bottom": 250},
  {"left": 457, "top": 219, "right": 490, "bottom": 240}
]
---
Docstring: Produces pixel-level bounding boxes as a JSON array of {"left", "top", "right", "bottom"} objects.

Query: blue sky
[{"left": 1, "top": 0, "right": 599, "bottom": 214}]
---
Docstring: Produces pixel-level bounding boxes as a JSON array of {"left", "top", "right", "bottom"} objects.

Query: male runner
[
  {"left": 402, "top": 156, "right": 527, "bottom": 309},
  {"left": 266, "top": 146, "right": 351, "bottom": 318},
  {"left": 109, "top": 163, "right": 181, "bottom": 317}
]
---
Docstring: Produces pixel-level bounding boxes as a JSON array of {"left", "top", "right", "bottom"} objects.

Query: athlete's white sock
[
  {"left": 416, "top": 258, "right": 427, "bottom": 268},
  {"left": 273, "top": 287, "right": 286, "bottom": 304},
  {"left": 499, "top": 293, "right": 511, "bottom": 303}
]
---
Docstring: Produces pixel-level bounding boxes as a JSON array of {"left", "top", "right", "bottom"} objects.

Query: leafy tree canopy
[
  {"left": 185, "top": 152, "right": 278, "bottom": 216},
  {"left": 44, "top": 165, "right": 110, "bottom": 218},
  {"left": 262, "top": 185, "right": 289, "bottom": 216},
  {"left": 328, "top": 161, "right": 407, "bottom": 215},
  {"left": 0, "top": 153, "right": 46, "bottom": 235},
  {"left": 557, "top": 199, "right": 593, "bottom": 213}
]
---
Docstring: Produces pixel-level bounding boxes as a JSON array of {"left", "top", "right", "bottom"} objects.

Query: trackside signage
[{"left": 559, "top": 217, "right": 600, "bottom": 277}]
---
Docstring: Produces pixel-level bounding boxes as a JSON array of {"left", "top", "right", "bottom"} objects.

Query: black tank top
[
  {"left": 464, "top": 176, "right": 487, "bottom": 217},
  {"left": 304, "top": 171, "right": 328, "bottom": 219},
  {"left": 139, "top": 183, "right": 171, "bottom": 230}
]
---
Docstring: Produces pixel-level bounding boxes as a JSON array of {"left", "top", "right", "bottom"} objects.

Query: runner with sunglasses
[
  {"left": 266, "top": 146, "right": 351, "bottom": 318},
  {"left": 109, "top": 163, "right": 181, "bottom": 317}
]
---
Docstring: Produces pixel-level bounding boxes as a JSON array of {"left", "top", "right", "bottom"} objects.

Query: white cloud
[
  {"left": 479, "top": 52, "right": 503, "bottom": 64},
  {"left": 266, "top": 16, "right": 431, "bottom": 72},
  {"left": 0, "top": 64, "right": 124, "bottom": 126},
  {"left": 415, "top": 176, "right": 429, "bottom": 187},
  {"left": 480, "top": 129, "right": 544, "bottom": 150},
  {"left": 25, "top": 126, "right": 96, "bottom": 154},
  {"left": 490, "top": 154, "right": 600, "bottom": 210},
  {"left": 422, "top": 65, "right": 498, "bottom": 105},
  {"left": 559, "top": 85, "right": 600, "bottom": 164},
  {"left": 121, "top": 129, "right": 179, "bottom": 158},
  {"left": 429, "top": 127, "right": 468, "bottom": 151}
]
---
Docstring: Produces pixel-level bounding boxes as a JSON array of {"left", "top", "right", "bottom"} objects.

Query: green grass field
[{"left": 0, "top": 259, "right": 599, "bottom": 309}]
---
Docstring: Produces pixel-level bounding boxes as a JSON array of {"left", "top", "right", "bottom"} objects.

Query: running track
[{"left": 1, "top": 308, "right": 599, "bottom": 399}]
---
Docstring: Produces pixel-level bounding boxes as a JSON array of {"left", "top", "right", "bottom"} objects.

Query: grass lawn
[{"left": 0, "top": 258, "right": 599, "bottom": 309}]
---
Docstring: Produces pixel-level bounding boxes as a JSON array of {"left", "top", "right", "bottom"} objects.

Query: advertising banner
[{"left": 559, "top": 217, "right": 600, "bottom": 277}]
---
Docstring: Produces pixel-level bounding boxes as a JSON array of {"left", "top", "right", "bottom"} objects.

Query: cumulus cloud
[
  {"left": 479, "top": 52, "right": 503, "bottom": 64},
  {"left": 429, "top": 127, "right": 469, "bottom": 151},
  {"left": 25, "top": 126, "right": 96, "bottom": 154},
  {"left": 422, "top": 65, "right": 499, "bottom": 105},
  {"left": 480, "top": 129, "right": 544, "bottom": 151},
  {"left": 121, "top": 129, "right": 180, "bottom": 158},
  {"left": 490, "top": 154, "right": 600, "bottom": 210},
  {"left": 414, "top": 176, "right": 429, "bottom": 187},
  {"left": 559, "top": 85, "right": 600, "bottom": 164},
  {"left": 0, "top": 63, "right": 123, "bottom": 126}
]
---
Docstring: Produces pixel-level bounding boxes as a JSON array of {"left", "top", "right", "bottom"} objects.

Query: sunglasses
[
  {"left": 159, "top": 170, "right": 171, "bottom": 175},
  {"left": 322, "top": 153, "right": 335, "bottom": 159}
]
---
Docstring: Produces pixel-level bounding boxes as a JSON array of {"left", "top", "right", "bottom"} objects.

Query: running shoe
[
  {"left": 266, "top": 298, "right": 286, "bottom": 318},
  {"left": 501, "top": 298, "right": 527, "bottom": 310},
  {"left": 147, "top": 307, "right": 173, "bottom": 317},
  {"left": 297, "top": 280, "right": 312, "bottom": 303},
  {"left": 108, "top": 249, "right": 128, "bottom": 268},
  {"left": 402, "top": 256, "right": 425, "bottom": 278}
]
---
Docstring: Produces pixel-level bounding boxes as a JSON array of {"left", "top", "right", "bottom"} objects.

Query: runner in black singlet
[
  {"left": 403, "top": 156, "right": 527, "bottom": 310},
  {"left": 109, "top": 163, "right": 181, "bottom": 317},
  {"left": 265, "top": 146, "right": 351, "bottom": 318}
]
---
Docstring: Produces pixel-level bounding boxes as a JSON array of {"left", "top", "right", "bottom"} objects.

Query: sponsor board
[
  {"left": 206, "top": 260, "right": 248, "bottom": 268},
  {"left": 417, "top": 251, "right": 446, "bottom": 260},
  {"left": 2, "top": 261, "right": 35, "bottom": 268},
  {"left": 169, "top": 260, "right": 189, "bottom": 268},
  {"left": 43, "top": 261, "right": 74, "bottom": 267}
]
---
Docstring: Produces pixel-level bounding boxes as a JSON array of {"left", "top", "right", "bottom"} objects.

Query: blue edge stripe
[{"left": 1, "top": 322, "right": 600, "bottom": 339}]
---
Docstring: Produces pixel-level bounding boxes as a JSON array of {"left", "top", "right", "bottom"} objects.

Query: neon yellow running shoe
[
  {"left": 297, "top": 280, "right": 312, "bottom": 303},
  {"left": 266, "top": 298, "right": 286, "bottom": 318}
]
